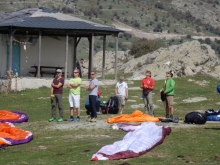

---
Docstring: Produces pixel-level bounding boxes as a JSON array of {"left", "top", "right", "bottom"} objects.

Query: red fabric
[
  {"left": 0, "top": 110, "right": 20, "bottom": 120},
  {"left": 141, "top": 77, "right": 155, "bottom": 91},
  {"left": 0, "top": 122, "right": 29, "bottom": 145},
  {"left": 53, "top": 77, "right": 64, "bottom": 94},
  {"left": 106, "top": 110, "right": 161, "bottom": 123},
  {"left": 97, "top": 90, "right": 101, "bottom": 98}
]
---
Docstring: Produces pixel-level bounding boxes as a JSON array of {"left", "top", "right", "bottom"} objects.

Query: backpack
[
  {"left": 184, "top": 112, "right": 207, "bottom": 124},
  {"left": 102, "top": 96, "right": 119, "bottom": 114}
]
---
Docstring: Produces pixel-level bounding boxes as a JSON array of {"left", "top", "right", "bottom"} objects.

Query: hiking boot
[
  {"left": 170, "top": 114, "right": 173, "bottom": 119},
  {"left": 48, "top": 117, "right": 55, "bottom": 122},
  {"left": 57, "top": 118, "right": 63, "bottom": 122},
  {"left": 68, "top": 117, "right": 74, "bottom": 122},
  {"left": 76, "top": 117, "right": 80, "bottom": 122},
  {"left": 90, "top": 118, "right": 96, "bottom": 122}
]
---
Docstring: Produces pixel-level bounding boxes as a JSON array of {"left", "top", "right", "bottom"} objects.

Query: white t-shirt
[{"left": 116, "top": 81, "right": 128, "bottom": 96}]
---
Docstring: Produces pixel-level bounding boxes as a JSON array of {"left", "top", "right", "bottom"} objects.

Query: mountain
[
  {"left": 0, "top": 0, "right": 220, "bottom": 57},
  {"left": 85, "top": 40, "right": 220, "bottom": 80}
]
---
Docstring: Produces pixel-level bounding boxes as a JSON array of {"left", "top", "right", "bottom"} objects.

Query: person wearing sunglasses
[
  {"left": 48, "top": 69, "right": 64, "bottom": 122},
  {"left": 66, "top": 69, "right": 82, "bottom": 122},
  {"left": 86, "top": 71, "right": 99, "bottom": 122}
]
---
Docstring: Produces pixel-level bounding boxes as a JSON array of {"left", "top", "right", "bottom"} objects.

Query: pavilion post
[
  {"left": 37, "top": 30, "right": 42, "bottom": 78},
  {"left": 114, "top": 34, "right": 118, "bottom": 81},
  {"left": 64, "top": 31, "right": 69, "bottom": 80},
  {"left": 102, "top": 35, "right": 106, "bottom": 80}
]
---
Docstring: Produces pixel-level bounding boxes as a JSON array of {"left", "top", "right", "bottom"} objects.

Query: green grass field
[{"left": 1, "top": 74, "right": 220, "bottom": 165}]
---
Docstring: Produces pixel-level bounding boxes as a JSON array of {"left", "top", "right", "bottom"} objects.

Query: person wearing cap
[
  {"left": 48, "top": 69, "right": 64, "bottom": 122},
  {"left": 86, "top": 71, "right": 99, "bottom": 122},
  {"left": 66, "top": 69, "right": 82, "bottom": 122},
  {"left": 160, "top": 70, "right": 176, "bottom": 119},
  {"left": 115, "top": 76, "right": 128, "bottom": 114},
  {"left": 140, "top": 70, "right": 155, "bottom": 116}
]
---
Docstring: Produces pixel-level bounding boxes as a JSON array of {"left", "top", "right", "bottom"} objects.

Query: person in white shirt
[{"left": 115, "top": 76, "right": 128, "bottom": 114}]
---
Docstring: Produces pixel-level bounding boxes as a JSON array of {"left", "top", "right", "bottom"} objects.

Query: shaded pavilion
[{"left": 0, "top": 7, "right": 123, "bottom": 79}]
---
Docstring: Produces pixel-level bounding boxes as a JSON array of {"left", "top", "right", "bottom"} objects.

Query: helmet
[{"left": 217, "top": 85, "right": 220, "bottom": 93}]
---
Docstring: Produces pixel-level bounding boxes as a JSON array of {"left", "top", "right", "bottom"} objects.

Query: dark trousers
[
  {"left": 51, "top": 94, "right": 63, "bottom": 119},
  {"left": 85, "top": 101, "right": 100, "bottom": 115},
  {"left": 89, "top": 95, "right": 97, "bottom": 118}
]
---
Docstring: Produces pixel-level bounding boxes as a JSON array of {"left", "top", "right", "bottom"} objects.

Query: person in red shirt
[{"left": 140, "top": 70, "right": 155, "bottom": 116}]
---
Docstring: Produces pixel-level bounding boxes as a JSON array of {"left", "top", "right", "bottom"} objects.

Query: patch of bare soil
[{"left": 113, "top": 20, "right": 220, "bottom": 41}]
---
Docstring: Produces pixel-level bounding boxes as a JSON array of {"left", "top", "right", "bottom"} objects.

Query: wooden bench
[
  {"left": 30, "top": 66, "right": 65, "bottom": 78},
  {"left": 29, "top": 69, "right": 68, "bottom": 78}
]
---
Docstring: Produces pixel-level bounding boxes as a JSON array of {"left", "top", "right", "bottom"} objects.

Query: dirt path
[{"left": 113, "top": 20, "right": 220, "bottom": 41}]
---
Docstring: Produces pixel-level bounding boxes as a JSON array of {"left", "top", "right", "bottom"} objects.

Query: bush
[{"left": 130, "top": 39, "right": 166, "bottom": 58}]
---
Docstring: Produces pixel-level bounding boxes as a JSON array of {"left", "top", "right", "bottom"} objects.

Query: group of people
[
  {"left": 48, "top": 69, "right": 99, "bottom": 122},
  {"left": 140, "top": 70, "right": 176, "bottom": 118},
  {"left": 48, "top": 67, "right": 175, "bottom": 123}
]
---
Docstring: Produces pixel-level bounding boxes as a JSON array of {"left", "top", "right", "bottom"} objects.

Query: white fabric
[
  {"left": 91, "top": 122, "right": 171, "bottom": 160},
  {"left": 116, "top": 81, "right": 128, "bottom": 96},
  {"left": 68, "top": 94, "right": 80, "bottom": 108}
]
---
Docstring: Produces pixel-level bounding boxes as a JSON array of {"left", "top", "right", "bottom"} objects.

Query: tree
[
  {"left": 186, "top": 34, "right": 191, "bottom": 39},
  {"left": 196, "top": 26, "right": 201, "bottom": 33},
  {"left": 205, "top": 38, "right": 211, "bottom": 44},
  {"left": 130, "top": 39, "right": 166, "bottom": 58},
  {"left": 154, "top": 2, "right": 164, "bottom": 9}
]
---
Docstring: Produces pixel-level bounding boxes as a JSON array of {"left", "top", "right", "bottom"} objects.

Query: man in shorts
[
  {"left": 66, "top": 69, "right": 82, "bottom": 122},
  {"left": 115, "top": 76, "right": 128, "bottom": 114},
  {"left": 160, "top": 70, "right": 176, "bottom": 119}
]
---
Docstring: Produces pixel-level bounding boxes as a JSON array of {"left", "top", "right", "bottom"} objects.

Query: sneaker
[
  {"left": 76, "top": 117, "right": 80, "bottom": 122},
  {"left": 57, "top": 118, "right": 63, "bottom": 122},
  {"left": 90, "top": 118, "right": 96, "bottom": 122},
  {"left": 68, "top": 117, "right": 74, "bottom": 122},
  {"left": 86, "top": 116, "right": 91, "bottom": 122},
  {"left": 165, "top": 114, "right": 169, "bottom": 118},
  {"left": 96, "top": 112, "right": 101, "bottom": 115},
  {"left": 48, "top": 117, "right": 55, "bottom": 122}
]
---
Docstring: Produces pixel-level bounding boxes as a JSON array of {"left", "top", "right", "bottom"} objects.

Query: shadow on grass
[{"left": 204, "top": 127, "right": 220, "bottom": 130}]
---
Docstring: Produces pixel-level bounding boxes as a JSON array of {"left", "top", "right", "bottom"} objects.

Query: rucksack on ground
[
  {"left": 184, "top": 112, "right": 207, "bottom": 124},
  {"left": 102, "top": 96, "right": 119, "bottom": 114}
]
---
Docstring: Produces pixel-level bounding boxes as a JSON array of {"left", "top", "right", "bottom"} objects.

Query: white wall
[{"left": 0, "top": 35, "right": 74, "bottom": 78}]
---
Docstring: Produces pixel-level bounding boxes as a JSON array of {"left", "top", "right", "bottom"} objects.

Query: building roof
[{"left": 0, "top": 7, "right": 123, "bottom": 36}]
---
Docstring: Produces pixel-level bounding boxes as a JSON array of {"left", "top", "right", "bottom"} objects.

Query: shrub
[
  {"left": 130, "top": 39, "right": 166, "bottom": 58},
  {"left": 186, "top": 34, "right": 191, "bottom": 39}
]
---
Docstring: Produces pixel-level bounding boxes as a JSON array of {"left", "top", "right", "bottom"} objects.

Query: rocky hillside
[{"left": 85, "top": 40, "right": 220, "bottom": 80}]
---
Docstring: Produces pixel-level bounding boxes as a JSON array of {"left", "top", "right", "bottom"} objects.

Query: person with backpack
[
  {"left": 160, "top": 70, "right": 175, "bottom": 119},
  {"left": 140, "top": 70, "right": 155, "bottom": 116},
  {"left": 115, "top": 76, "right": 128, "bottom": 114},
  {"left": 85, "top": 90, "right": 101, "bottom": 115},
  {"left": 86, "top": 71, "right": 99, "bottom": 122}
]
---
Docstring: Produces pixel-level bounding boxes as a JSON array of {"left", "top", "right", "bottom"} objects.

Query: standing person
[
  {"left": 48, "top": 69, "right": 64, "bottom": 122},
  {"left": 115, "top": 76, "right": 128, "bottom": 114},
  {"left": 140, "top": 70, "right": 155, "bottom": 116},
  {"left": 76, "top": 59, "right": 85, "bottom": 78},
  {"left": 160, "top": 70, "right": 175, "bottom": 119},
  {"left": 86, "top": 71, "right": 99, "bottom": 122},
  {"left": 66, "top": 69, "right": 82, "bottom": 122}
]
